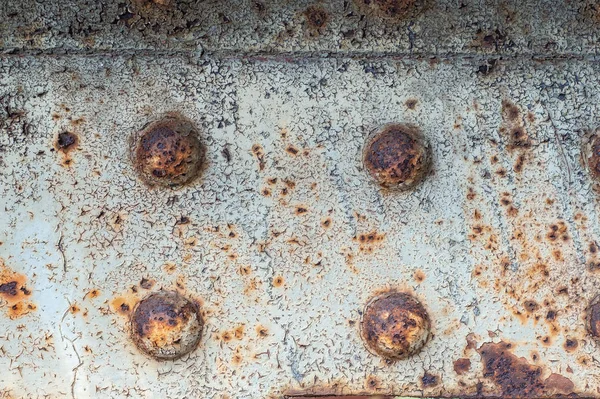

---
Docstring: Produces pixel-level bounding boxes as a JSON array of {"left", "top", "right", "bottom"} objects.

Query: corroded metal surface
[{"left": 2, "top": 1, "right": 600, "bottom": 399}]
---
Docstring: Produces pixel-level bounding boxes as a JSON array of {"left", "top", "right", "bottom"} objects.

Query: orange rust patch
[
  {"left": 110, "top": 295, "right": 137, "bottom": 316},
  {"left": 8, "top": 302, "right": 37, "bottom": 319},
  {"left": 256, "top": 325, "right": 269, "bottom": 338},
  {"left": 414, "top": 269, "right": 425, "bottom": 283},
  {"left": 234, "top": 325, "right": 245, "bottom": 340},
  {"left": 0, "top": 260, "right": 34, "bottom": 319},
  {"left": 479, "top": 341, "right": 574, "bottom": 396},
  {"left": 321, "top": 217, "right": 332, "bottom": 229},
  {"left": 69, "top": 304, "right": 80, "bottom": 314},
  {"left": 86, "top": 289, "right": 101, "bottom": 299},
  {"left": 273, "top": 276, "right": 285, "bottom": 288}
]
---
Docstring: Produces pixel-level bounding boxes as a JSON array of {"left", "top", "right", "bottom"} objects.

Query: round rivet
[
  {"left": 585, "top": 132, "right": 600, "bottom": 181},
  {"left": 130, "top": 290, "right": 203, "bottom": 360},
  {"left": 360, "top": 291, "right": 431, "bottom": 360},
  {"left": 363, "top": 123, "right": 431, "bottom": 190},
  {"left": 133, "top": 116, "right": 205, "bottom": 187},
  {"left": 587, "top": 295, "right": 600, "bottom": 340}
]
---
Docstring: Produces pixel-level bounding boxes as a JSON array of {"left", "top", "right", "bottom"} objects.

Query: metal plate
[{"left": 1, "top": 1, "right": 600, "bottom": 398}]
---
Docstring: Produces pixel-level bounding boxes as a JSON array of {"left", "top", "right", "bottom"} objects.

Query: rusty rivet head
[
  {"left": 360, "top": 291, "right": 431, "bottom": 360},
  {"left": 585, "top": 132, "right": 600, "bottom": 181},
  {"left": 586, "top": 295, "right": 600, "bottom": 340},
  {"left": 130, "top": 290, "right": 203, "bottom": 360},
  {"left": 363, "top": 123, "right": 431, "bottom": 190},
  {"left": 133, "top": 116, "right": 205, "bottom": 187}
]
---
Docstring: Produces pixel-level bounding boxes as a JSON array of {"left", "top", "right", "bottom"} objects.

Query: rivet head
[
  {"left": 130, "top": 291, "right": 203, "bottom": 360},
  {"left": 587, "top": 295, "right": 600, "bottom": 340},
  {"left": 585, "top": 132, "right": 600, "bottom": 181},
  {"left": 363, "top": 123, "right": 431, "bottom": 190},
  {"left": 360, "top": 291, "right": 431, "bottom": 360},
  {"left": 133, "top": 116, "right": 205, "bottom": 187}
]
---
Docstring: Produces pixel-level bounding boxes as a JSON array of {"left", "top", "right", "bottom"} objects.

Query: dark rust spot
[
  {"left": 130, "top": 290, "right": 203, "bottom": 360},
  {"left": 56, "top": 132, "right": 78, "bottom": 151},
  {"left": 421, "top": 371, "right": 439, "bottom": 387},
  {"left": 405, "top": 98, "right": 418, "bottom": 110},
  {"left": 564, "top": 338, "right": 578, "bottom": 352},
  {"left": 363, "top": 123, "right": 431, "bottom": 190},
  {"left": 523, "top": 300, "right": 539, "bottom": 313},
  {"left": 286, "top": 145, "right": 299, "bottom": 155},
  {"left": 453, "top": 358, "right": 471, "bottom": 375},
  {"left": 133, "top": 116, "right": 205, "bottom": 188},
  {"left": 304, "top": 6, "right": 329, "bottom": 30},
  {"left": 140, "top": 278, "right": 154, "bottom": 290},
  {"left": 478, "top": 341, "right": 574, "bottom": 396},
  {"left": 295, "top": 206, "right": 308, "bottom": 215},
  {"left": 360, "top": 291, "right": 431, "bottom": 360},
  {"left": 0, "top": 281, "right": 18, "bottom": 296}
]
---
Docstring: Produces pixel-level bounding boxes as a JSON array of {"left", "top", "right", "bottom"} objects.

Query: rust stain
[
  {"left": 500, "top": 100, "right": 532, "bottom": 151},
  {"left": 252, "top": 144, "right": 265, "bottom": 171},
  {"left": 354, "top": 0, "right": 424, "bottom": 19},
  {"left": 478, "top": 341, "right": 574, "bottom": 396},
  {"left": 304, "top": 6, "right": 329, "bottom": 33}
]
